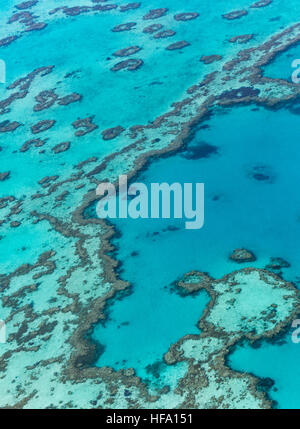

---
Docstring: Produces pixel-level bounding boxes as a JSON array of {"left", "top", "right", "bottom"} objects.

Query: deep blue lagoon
[{"left": 92, "top": 104, "right": 300, "bottom": 407}]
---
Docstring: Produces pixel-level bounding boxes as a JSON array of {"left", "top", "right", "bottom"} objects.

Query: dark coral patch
[
  {"left": 0, "top": 66, "right": 54, "bottom": 115},
  {"left": 8, "top": 11, "right": 34, "bottom": 24},
  {"left": 7, "top": 9, "right": 46, "bottom": 33},
  {"left": 181, "top": 142, "right": 218, "bottom": 160},
  {"left": 38, "top": 175, "right": 59, "bottom": 186},
  {"left": 1, "top": 94, "right": 28, "bottom": 115},
  {"left": 20, "top": 138, "right": 47, "bottom": 152},
  {"left": 143, "top": 8, "right": 168, "bottom": 20},
  {"left": 25, "top": 22, "right": 47, "bottom": 31},
  {"left": 222, "top": 10, "right": 248, "bottom": 20},
  {"left": 229, "top": 34, "right": 254, "bottom": 43},
  {"left": 63, "top": 4, "right": 118, "bottom": 15},
  {"left": 31, "top": 120, "right": 55, "bottom": 134},
  {"left": 48, "top": 7, "right": 64, "bottom": 15},
  {"left": 102, "top": 126, "right": 125, "bottom": 140},
  {"left": 113, "top": 46, "right": 141, "bottom": 57},
  {"left": 111, "top": 58, "right": 143, "bottom": 71},
  {"left": 8, "top": 66, "right": 54, "bottom": 91},
  {"left": 63, "top": 6, "right": 91, "bottom": 16},
  {"left": 0, "top": 36, "right": 19, "bottom": 47},
  {"left": 0, "top": 120, "right": 21, "bottom": 133},
  {"left": 166, "top": 41, "right": 190, "bottom": 50},
  {"left": 111, "top": 22, "right": 136, "bottom": 32},
  {"left": 253, "top": 173, "right": 270, "bottom": 181},
  {"left": 119, "top": 3, "right": 141, "bottom": 12},
  {"left": 52, "top": 142, "right": 71, "bottom": 154},
  {"left": 288, "top": 101, "right": 300, "bottom": 116},
  {"left": 251, "top": 0, "right": 272, "bottom": 8},
  {"left": 174, "top": 12, "right": 199, "bottom": 21},
  {"left": 72, "top": 117, "right": 98, "bottom": 137},
  {"left": 143, "top": 24, "right": 163, "bottom": 34},
  {"left": 0, "top": 172, "right": 10, "bottom": 181},
  {"left": 154, "top": 30, "right": 176, "bottom": 39},
  {"left": 34, "top": 90, "right": 57, "bottom": 112},
  {"left": 266, "top": 257, "right": 290, "bottom": 271},
  {"left": 256, "top": 377, "right": 275, "bottom": 393},
  {"left": 200, "top": 55, "right": 222, "bottom": 64},
  {"left": 247, "top": 165, "right": 275, "bottom": 183},
  {"left": 269, "top": 16, "right": 280, "bottom": 22},
  {"left": 92, "top": 4, "right": 118, "bottom": 12},
  {"left": 16, "top": 0, "right": 38, "bottom": 10},
  {"left": 219, "top": 86, "right": 260, "bottom": 100},
  {"left": 58, "top": 93, "right": 82, "bottom": 106},
  {"left": 229, "top": 249, "right": 256, "bottom": 263}
]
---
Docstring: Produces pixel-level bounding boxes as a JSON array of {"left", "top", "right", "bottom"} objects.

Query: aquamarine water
[
  {"left": 1, "top": 0, "right": 300, "bottom": 409},
  {"left": 93, "top": 103, "right": 300, "bottom": 404}
]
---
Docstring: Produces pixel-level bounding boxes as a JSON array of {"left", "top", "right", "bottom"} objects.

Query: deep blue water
[{"left": 93, "top": 103, "right": 300, "bottom": 406}]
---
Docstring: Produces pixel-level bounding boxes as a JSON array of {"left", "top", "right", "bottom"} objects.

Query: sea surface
[
  {"left": 1, "top": 0, "right": 300, "bottom": 409},
  {"left": 92, "top": 104, "right": 300, "bottom": 407}
]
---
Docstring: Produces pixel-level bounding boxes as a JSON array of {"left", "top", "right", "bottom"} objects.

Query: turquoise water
[
  {"left": 1, "top": 0, "right": 299, "bottom": 199},
  {"left": 263, "top": 41, "right": 300, "bottom": 81},
  {"left": 1, "top": 0, "right": 300, "bottom": 409},
  {"left": 93, "top": 271, "right": 210, "bottom": 383},
  {"left": 93, "top": 103, "right": 300, "bottom": 404},
  {"left": 228, "top": 332, "right": 300, "bottom": 409}
]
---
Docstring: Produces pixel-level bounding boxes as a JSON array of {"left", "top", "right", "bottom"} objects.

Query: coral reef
[
  {"left": 1, "top": 6, "right": 300, "bottom": 409},
  {"left": 166, "top": 41, "right": 190, "bottom": 50},
  {"left": 251, "top": 0, "right": 272, "bottom": 8},
  {"left": 111, "top": 58, "right": 143, "bottom": 71},
  {"left": 72, "top": 117, "right": 98, "bottom": 136},
  {"left": 16, "top": 1, "right": 38, "bottom": 10},
  {"left": 113, "top": 46, "right": 141, "bottom": 57},
  {"left": 31, "top": 120, "right": 55, "bottom": 134},
  {"left": 165, "top": 269, "right": 300, "bottom": 408},
  {"left": 0, "top": 120, "right": 21, "bottom": 133},
  {"left": 174, "top": 13, "right": 199, "bottom": 21},
  {"left": 143, "top": 24, "right": 163, "bottom": 34},
  {"left": 143, "top": 8, "right": 168, "bottom": 20},
  {"left": 119, "top": 3, "right": 141, "bottom": 12},
  {"left": 102, "top": 126, "right": 125, "bottom": 140},
  {"left": 154, "top": 30, "right": 176, "bottom": 39},
  {"left": 229, "top": 249, "right": 257, "bottom": 263},
  {"left": 222, "top": 10, "right": 248, "bottom": 20},
  {"left": 111, "top": 22, "right": 136, "bottom": 32},
  {"left": 52, "top": 142, "right": 71, "bottom": 154},
  {"left": 0, "top": 36, "right": 19, "bottom": 47},
  {"left": 0, "top": 172, "right": 10, "bottom": 181},
  {"left": 229, "top": 34, "right": 254, "bottom": 43},
  {"left": 200, "top": 55, "right": 222, "bottom": 64},
  {"left": 20, "top": 138, "right": 47, "bottom": 152}
]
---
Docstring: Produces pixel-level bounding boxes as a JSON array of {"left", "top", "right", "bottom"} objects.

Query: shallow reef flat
[
  {"left": 0, "top": 0, "right": 300, "bottom": 409},
  {"left": 164, "top": 269, "right": 300, "bottom": 408}
]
